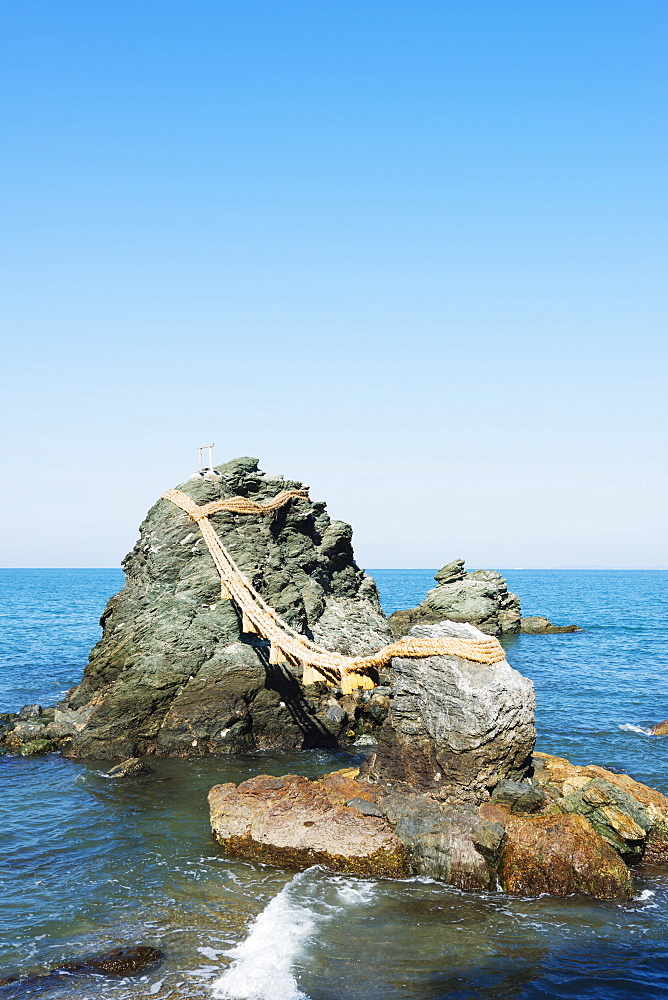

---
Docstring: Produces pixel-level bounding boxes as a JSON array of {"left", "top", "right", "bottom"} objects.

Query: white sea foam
[
  {"left": 619, "top": 723, "right": 655, "bottom": 736},
  {"left": 211, "top": 871, "right": 376, "bottom": 1000},
  {"left": 211, "top": 872, "right": 318, "bottom": 1000}
]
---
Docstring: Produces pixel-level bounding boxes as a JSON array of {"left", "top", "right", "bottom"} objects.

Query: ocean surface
[{"left": 1, "top": 567, "right": 668, "bottom": 999}]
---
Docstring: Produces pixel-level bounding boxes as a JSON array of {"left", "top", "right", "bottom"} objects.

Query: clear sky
[{"left": 1, "top": 1, "right": 666, "bottom": 569}]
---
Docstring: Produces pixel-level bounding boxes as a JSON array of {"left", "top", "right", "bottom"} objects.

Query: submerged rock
[
  {"left": 54, "top": 458, "right": 392, "bottom": 760},
  {"left": 0, "top": 945, "right": 164, "bottom": 988},
  {"left": 365, "top": 621, "right": 536, "bottom": 801},
  {"left": 105, "top": 757, "right": 156, "bottom": 779}
]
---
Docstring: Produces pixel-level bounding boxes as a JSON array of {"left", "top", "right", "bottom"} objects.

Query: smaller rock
[
  {"left": 105, "top": 757, "right": 156, "bottom": 779},
  {"left": 18, "top": 704, "right": 42, "bottom": 719},
  {"left": 345, "top": 797, "right": 382, "bottom": 817},
  {"left": 491, "top": 779, "right": 548, "bottom": 814},
  {"left": 366, "top": 693, "right": 390, "bottom": 723},
  {"left": 324, "top": 704, "right": 347, "bottom": 726},
  {"left": 520, "top": 616, "right": 581, "bottom": 634},
  {"left": 651, "top": 719, "right": 668, "bottom": 736},
  {"left": 19, "top": 739, "right": 55, "bottom": 756}
]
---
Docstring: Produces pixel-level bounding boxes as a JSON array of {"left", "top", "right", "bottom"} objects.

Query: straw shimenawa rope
[{"left": 161, "top": 487, "right": 506, "bottom": 693}]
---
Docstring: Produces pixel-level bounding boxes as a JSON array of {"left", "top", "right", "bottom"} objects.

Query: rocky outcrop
[
  {"left": 364, "top": 621, "right": 536, "bottom": 802},
  {"left": 651, "top": 719, "right": 668, "bottom": 735},
  {"left": 388, "top": 560, "right": 579, "bottom": 638},
  {"left": 208, "top": 743, "right": 668, "bottom": 899},
  {"left": 46, "top": 458, "right": 392, "bottom": 760},
  {"left": 389, "top": 559, "right": 521, "bottom": 637}
]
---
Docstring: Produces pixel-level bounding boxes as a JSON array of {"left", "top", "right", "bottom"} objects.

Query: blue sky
[{"left": 1, "top": 1, "right": 666, "bottom": 567}]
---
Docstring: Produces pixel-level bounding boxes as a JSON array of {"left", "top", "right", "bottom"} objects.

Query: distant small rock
[
  {"left": 652, "top": 719, "right": 668, "bottom": 735},
  {"left": 520, "top": 616, "right": 580, "bottom": 634}
]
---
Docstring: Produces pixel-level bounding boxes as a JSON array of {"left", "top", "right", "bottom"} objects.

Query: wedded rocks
[
  {"left": 56, "top": 458, "right": 392, "bottom": 759},
  {"left": 366, "top": 621, "right": 536, "bottom": 801}
]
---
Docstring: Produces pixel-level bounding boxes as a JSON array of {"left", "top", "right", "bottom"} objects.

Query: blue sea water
[{"left": 1, "top": 568, "right": 668, "bottom": 1000}]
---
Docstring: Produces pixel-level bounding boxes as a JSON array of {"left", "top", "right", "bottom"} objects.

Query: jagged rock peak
[{"left": 60, "top": 458, "right": 393, "bottom": 759}]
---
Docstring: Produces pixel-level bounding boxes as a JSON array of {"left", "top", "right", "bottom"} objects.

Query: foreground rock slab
[{"left": 208, "top": 771, "right": 411, "bottom": 877}]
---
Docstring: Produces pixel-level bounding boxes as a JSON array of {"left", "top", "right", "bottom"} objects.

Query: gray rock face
[
  {"left": 389, "top": 560, "right": 522, "bottom": 637},
  {"left": 367, "top": 621, "right": 536, "bottom": 802},
  {"left": 61, "top": 457, "right": 392, "bottom": 759},
  {"left": 381, "top": 791, "right": 505, "bottom": 889}
]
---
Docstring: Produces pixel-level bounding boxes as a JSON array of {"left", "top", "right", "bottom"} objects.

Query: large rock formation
[
  {"left": 364, "top": 621, "right": 536, "bottom": 802},
  {"left": 54, "top": 458, "right": 393, "bottom": 759}
]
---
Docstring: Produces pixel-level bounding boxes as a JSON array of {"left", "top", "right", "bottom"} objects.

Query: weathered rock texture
[
  {"left": 389, "top": 559, "right": 521, "bottom": 637},
  {"left": 53, "top": 458, "right": 393, "bottom": 759},
  {"left": 530, "top": 751, "right": 668, "bottom": 863},
  {"left": 208, "top": 771, "right": 411, "bottom": 877},
  {"left": 365, "top": 622, "right": 536, "bottom": 802},
  {"left": 479, "top": 803, "right": 634, "bottom": 899}
]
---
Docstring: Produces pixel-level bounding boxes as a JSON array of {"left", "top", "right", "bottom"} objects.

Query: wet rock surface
[
  {"left": 365, "top": 622, "right": 536, "bottom": 800},
  {"left": 208, "top": 771, "right": 411, "bottom": 877},
  {"left": 2, "top": 458, "right": 393, "bottom": 760},
  {"left": 479, "top": 803, "right": 634, "bottom": 899},
  {"left": 531, "top": 751, "right": 668, "bottom": 863}
]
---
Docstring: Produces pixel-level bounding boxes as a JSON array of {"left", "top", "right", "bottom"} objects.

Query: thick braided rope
[{"left": 161, "top": 488, "right": 506, "bottom": 691}]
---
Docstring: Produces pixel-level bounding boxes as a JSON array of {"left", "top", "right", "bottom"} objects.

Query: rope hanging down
[{"left": 161, "top": 487, "right": 506, "bottom": 693}]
